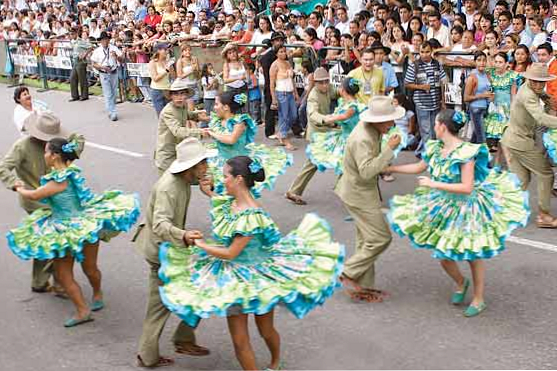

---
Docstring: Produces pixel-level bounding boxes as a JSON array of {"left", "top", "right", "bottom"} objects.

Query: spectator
[
  {"left": 427, "top": 11, "right": 451, "bottom": 47},
  {"left": 176, "top": 44, "right": 201, "bottom": 109},
  {"left": 464, "top": 51, "right": 492, "bottom": 144},
  {"left": 370, "top": 41, "right": 397, "bottom": 94},
  {"left": 69, "top": 26, "right": 93, "bottom": 102},
  {"left": 347, "top": 47, "right": 384, "bottom": 103},
  {"left": 148, "top": 44, "right": 173, "bottom": 117}
]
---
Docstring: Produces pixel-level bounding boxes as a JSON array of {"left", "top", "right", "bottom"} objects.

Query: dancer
[
  {"left": 388, "top": 109, "right": 530, "bottom": 317},
  {"left": 155, "top": 79, "right": 209, "bottom": 175},
  {"left": 335, "top": 96, "right": 404, "bottom": 303},
  {"left": 306, "top": 77, "right": 366, "bottom": 175},
  {"left": 483, "top": 52, "right": 518, "bottom": 164},
  {"left": 501, "top": 63, "right": 557, "bottom": 228},
  {"left": 134, "top": 138, "right": 214, "bottom": 367},
  {"left": 0, "top": 113, "right": 83, "bottom": 295},
  {"left": 158, "top": 156, "right": 344, "bottom": 370},
  {"left": 205, "top": 90, "right": 292, "bottom": 195},
  {"left": 285, "top": 67, "right": 337, "bottom": 205},
  {"left": 6, "top": 137, "right": 140, "bottom": 326}
]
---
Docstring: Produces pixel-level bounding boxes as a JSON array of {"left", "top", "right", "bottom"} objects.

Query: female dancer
[
  {"left": 387, "top": 110, "right": 529, "bottom": 317},
  {"left": 484, "top": 52, "right": 518, "bottom": 163},
  {"left": 205, "top": 91, "right": 292, "bottom": 195},
  {"left": 7, "top": 138, "right": 140, "bottom": 326},
  {"left": 158, "top": 156, "right": 344, "bottom": 370},
  {"left": 306, "top": 77, "right": 366, "bottom": 175}
]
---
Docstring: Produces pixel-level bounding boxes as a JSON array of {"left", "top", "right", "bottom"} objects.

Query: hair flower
[
  {"left": 452, "top": 111, "right": 467, "bottom": 125},
  {"left": 234, "top": 93, "right": 248, "bottom": 105},
  {"left": 348, "top": 77, "right": 360, "bottom": 88},
  {"left": 62, "top": 141, "right": 78, "bottom": 153},
  {"left": 248, "top": 158, "right": 262, "bottom": 174}
]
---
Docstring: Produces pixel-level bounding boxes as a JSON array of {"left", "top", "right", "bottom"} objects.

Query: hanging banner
[
  {"left": 126, "top": 63, "right": 151, "bottom": 77},
  {"left": 330, "top": 71, "right": 346, "bottom": 89}
]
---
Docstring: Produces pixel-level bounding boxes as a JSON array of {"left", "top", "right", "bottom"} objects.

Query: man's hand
[
  {"left": 199, "top": 175, "right": 214, "bottom": 196},
  {"left": 183, "top": 230, "right": 203, "bottom": 245},
  {"left": 13, "top": 180, "right": 24, "bottom": 191},
  {"left": 387, "top": 134, "right": 401, "bottom": 150},
  {"left": 197, "top": 111, "right": 209, "bottom": 122}
]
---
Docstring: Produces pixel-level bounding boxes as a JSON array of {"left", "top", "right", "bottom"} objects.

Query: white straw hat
[
  {"left": 24, "top": 112, "right": 69, "bottom": 141},
  {"left": 360, "top": 96, "right": 406, "bottom": 123},
  {"left": 168, "top": 138, "right": 217, "bottom": 174},
  {"left": 521, "top": 63, "right": 557, "bottom": 82}
]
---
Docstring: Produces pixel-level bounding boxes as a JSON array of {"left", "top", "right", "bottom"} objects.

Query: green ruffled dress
[
  {"left": 158, "top": 195, "right": 345, "bottom": 328},
  {"left": 483, "top": 69, "right": 518, "bottom": 140},
  {"left": 306, "top": 99, "right": 366, "bottom": 175},
  {"left": 207, "top": 113, "right": 293, "bottom": 195},
  {"left": 6, "top": 165, "right": 140, "bottom": 262},
  {"left": 543, "top": 128, "right": 557, "bottom": 164},
  {"left": 381, "top": 125, "right": 409, "bottom": 157},
  {"left": 388, "top": 140, "right": 530, "bottom": 261}
]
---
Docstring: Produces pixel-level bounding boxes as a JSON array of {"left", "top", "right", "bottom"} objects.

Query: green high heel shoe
[
  {"left": 451, "top": 278, "right": 470, "bottom": 305},
  {"left": 464, "top": 302, "right": 487, "bottom": 317}
]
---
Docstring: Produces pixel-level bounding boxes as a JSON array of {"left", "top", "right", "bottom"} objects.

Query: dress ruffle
[
  {"left": 306, "top": 99, "right": 366, "bottom": 175},
  {"left": 6, "top": 165, "right": 140, "bottom": 262},
  {"left": 382, "top": 125, "right": 408, "bottom": 158},
  {"left": 484, "top": 69, "right": 516, "bottom": 140},
  {"left": 209, "top": 112, "right": 257, "bottom": 145},
  {"left": 543, "top": 129, "right": 557, "bottom": 164},
  {"left": 389, "top": 140, "right": 529, "bottom": 261},
  {"left": 158, "top": 196, "right": 344, "bottom": 328}
]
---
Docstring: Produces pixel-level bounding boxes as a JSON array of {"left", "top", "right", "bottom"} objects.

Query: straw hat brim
[
  {"left": 26, "top": 119, "right": 70, "bottom": 141},
  {"left": 360, "top": 106, "right": 406, "bottom": 123},
  {"left": 521, "top": 71, "right": 557, "bottom": 81},
  {"left": 168, "top": 149, "right": 218, "bottom": 174}
]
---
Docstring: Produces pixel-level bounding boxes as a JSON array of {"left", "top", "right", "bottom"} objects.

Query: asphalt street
[{"left": 0, "top": 87, "right": 556, "bottom": 371}]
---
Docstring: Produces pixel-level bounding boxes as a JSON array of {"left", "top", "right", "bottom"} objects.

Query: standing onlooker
[
  {"left": 246, "top": 63, "right": 262, "bottom": 125},
  {"left": 347, "top": 48, "right": 384, "bottom": 104},
  {"left": 464, "top": 51, "right": 493, "bottom": 144},
  {"left": 175, "top": 44, "right": 200, "bottom": 109},
  {"left": 149, "top": 44, "right": 173, "bottom": 117},
  {"left": 69, "top": 27, "right": 93, "bottom": 102},
  {"left": 405, "top": 40, "right": 447, "bottom": 155},
  {"left": 90, "top": 31, "right": 123, "bottom": 121},
  {"left": 222, "top": 44, "right": 247, "bottom": 95},
  {"left": 201, "top": 62, "right": 218, "bottom": 127}
]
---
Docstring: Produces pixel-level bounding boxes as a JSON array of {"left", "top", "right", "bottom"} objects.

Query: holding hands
[{"left": 183, "top": 230, "right": 203, "bottom": 246}]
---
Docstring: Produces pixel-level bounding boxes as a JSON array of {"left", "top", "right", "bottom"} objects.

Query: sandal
[
  {"left": 348, "top": 290, "right": 384, "bottom": 303},
  {"left": 285, "top": 192, "right": 307, "bottom": 205},
  {"left": 64, "top": 313, "right": 94, "bottom": 328},
  {"left": 361, "top": 288, "right": 390, "bottom": 298},
  {"left": 175, "top": 342, "right": 210, "bottom": 356},
  {"left": 536, "top": 215, "right": 557, "bottom": 229},
  {"left": 136, "top": 355, "right": 175, "bottom": 368}
]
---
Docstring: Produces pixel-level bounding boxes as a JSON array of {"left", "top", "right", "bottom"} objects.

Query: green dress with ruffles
[{"left": 158, "top": 195, "right": 345, "bottom": 328}]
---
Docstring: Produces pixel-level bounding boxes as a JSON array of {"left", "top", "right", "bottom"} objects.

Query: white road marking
[
  {"left": 86, "top": 141, "right": 145, "bottom": 158},
  {"left": 380, "top": 208, "right": 557, "bottom": 253}
]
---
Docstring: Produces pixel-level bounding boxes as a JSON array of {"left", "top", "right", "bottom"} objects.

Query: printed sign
[
  {"left": 126, "top": 63, "right": 151, "bottom": 77},
  {"left": 12, "top": 54, "right": 38, "bottom": 68},
  {"left": 294, "top": 72, "right": 304, "bottom": 89},
  {"left": 43, "top": 55, "right": 72, "bottom": 70},
  {"left": 330, "top": 72, "right": 346, "bottom": 89},
  {"left": 444, "top": 83, "right": 462, "bottom": 105}
]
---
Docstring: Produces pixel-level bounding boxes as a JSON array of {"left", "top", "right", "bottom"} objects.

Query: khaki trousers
[
  {"left": 288, "top": 159, "right": 318, "bottom": 196},
  {"left": 505, "top": 146, "right": 554, "bottom": 213},
  {"left": 343, "top": 203, "right": 392, "bottom": 289},
  {"left": 138, "top": 263, "right": 196, "bottom": 366},
  {"left": 32, "top": 259, "right": 53, "bottom": 289}
]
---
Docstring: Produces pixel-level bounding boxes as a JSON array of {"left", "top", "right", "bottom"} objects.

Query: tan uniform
[
  {"left": 155, "top": 102, "right": 202, "bottom": 175},
  {"left": 335, "top": 122, "right": 394, "bottom": 289},
  {"left": 288, "top": 86, "right": 337, "bottom": 196},
  {"left": 501, "top": 83, "right": 557, "bottom": 213},
  {"left": 133, "top": 171, "right": 197, "bottom": 367},
  {"left": 0, "top": 135, "right": 84, "bottom": 289}
]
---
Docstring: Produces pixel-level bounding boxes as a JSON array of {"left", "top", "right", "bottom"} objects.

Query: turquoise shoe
[
  {"left": 91, "top": 300, "right": 105, "bottom": 312},
  {"left": 451, "top": 278, "right": 470, "bottom": 305},
  {"left": 64, "top": 313, "right": 94, "bottom": 328},
  {"left": 464, "top": 302, "right": 487, "bottom": 317}
]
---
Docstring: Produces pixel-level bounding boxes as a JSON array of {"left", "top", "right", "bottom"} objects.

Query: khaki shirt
[
  {"left": 335, "top": 122, "right": 394, "bottom": 208},
  {"left": 133, "top": 171, "right": 192, "bottom": 265},
  {"left": 306, "top": 86, "right": 338, "bottom": 139},
  {"left": 501, "top": 83, "right": 557, "bottom": 152},
  {"left": 155, "top": 102, "right": 202, "bottom": 173},
  {"left": 0, "top": 134, "right": 85, "bottom": 213}
]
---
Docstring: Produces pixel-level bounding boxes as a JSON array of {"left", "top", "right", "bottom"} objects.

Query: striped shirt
[{"left": 405, "top": 59, "right": 447, "bottom": 111}]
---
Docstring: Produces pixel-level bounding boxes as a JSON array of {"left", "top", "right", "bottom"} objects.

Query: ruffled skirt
[
  {"left": 208, "top": 143, "right": 293, "bottom": 196},
  {"left": 7, "top": 191, "right": 140, "bottom": 262},
  {"left": 388, "top": 170, "right": 530, "bottom": 261},
  {"left": 543, "top": 128, "right": 557, "bottom": 164},
  {"left": 158, "top": 214, "right": 345, "bottom": 328},
  {"left": 484, "top": 102, "right": 510, "bottom": 140},
  {"left": 306, "top": 130, "right": 346, "bottom": 175}
]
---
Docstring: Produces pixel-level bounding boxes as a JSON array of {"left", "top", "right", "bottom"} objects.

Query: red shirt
[
  {"left": 547, "top": 58, "right": 557, "bottom": 99},
  {"left": 144, "top": 14, "right": 162, "bottom": 28}
]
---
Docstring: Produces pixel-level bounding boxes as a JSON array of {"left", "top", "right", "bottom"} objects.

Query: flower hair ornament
[
  {"left": 248, "top": 158, "right": 263, "bottom": 175},
  {"left": 233, "top": 93, "right": 248, "bottom": 105},
  {"left": 452, "top": 111, "right": 468, "bottom": 125},
  {"left": 348, "top": 77, "right": 360, "bottom": 89},
  {"left": 61, "top": 140, "right": 78, "bottom": 153}
]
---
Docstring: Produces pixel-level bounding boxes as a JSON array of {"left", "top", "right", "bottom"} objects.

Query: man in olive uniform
[
  {"left": 0, "top": 112, "right": 84, "bottom": 292},
  {"left": 335, "top": 96, "right": 403, "bottom": 302},
  {"left": 285, "top": 67, "right": 337, "bottom": 205},
  {"left": 155, "top": 79, "right": 209, "bottom": 175},
  {"left": 501, "top": 63, "right": 557, "bottom": 228},
  {"left": 134, "top": 138, "right": 216, "bottom": 368}
]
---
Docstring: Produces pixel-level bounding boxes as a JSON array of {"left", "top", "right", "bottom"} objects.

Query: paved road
[{"left": 0, "top": 87, "right": 556, "bottom": 371}]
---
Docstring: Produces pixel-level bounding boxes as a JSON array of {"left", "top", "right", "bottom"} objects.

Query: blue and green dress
[
  {"left": 483, "top": 69, "right": 518, "bottom": 140},
  {"left": 306, "top": 99, "right": 366, "bottom": 175},
  {"left": 207, "top": 113, "right": 293, "bottom": 194},
  {"left": 543, "top": 128, "right": 557, "bottom": 164},
  {"left": 6, "top": 165, "right": 140, "bottom": 262},
  {"left": 388, "top": 140, "right": 530, "bottom": 261},
  {"left": 158, "top": 195, "right": 345, "bottom": 328}
]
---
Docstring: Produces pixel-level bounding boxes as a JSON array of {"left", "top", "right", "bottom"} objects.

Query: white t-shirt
[
  {"left": 13, "top": 99, "right": 49, "bottom": 135},
  {"left": 427, "top": 25, "right": 451, "bottom": 47},
  {"left": 450, "top": 43, "right": 476, "bottom": 85},
  {"left": 202, "top": 75, "right": 217, "bottom": 99},
  {"left": 335, "top": 20, "right": 350, "bottom": 35}
]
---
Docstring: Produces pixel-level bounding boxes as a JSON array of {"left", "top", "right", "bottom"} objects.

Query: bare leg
[
  {"left": 255, "top": 310, "right": 281, "bottom": 370},
  {"left": 468, "top": 260, "right": 486, "bottom": 306},
  {"left": 439, "top": 260, "right": 465, "bottom": 291},
  {"left": 227, "top": 314, "right": 258, "bottom": 370},
  {"left": 53, "top": 256, "right": 89, "bottom": 318},
  {"left": 81, "top": 242, "right": 102, "bottom": 301}
]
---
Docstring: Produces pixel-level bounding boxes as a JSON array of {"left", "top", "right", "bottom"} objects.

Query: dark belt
[{"left": 99, "top": 69, "right": 117, "bottom": 74}]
